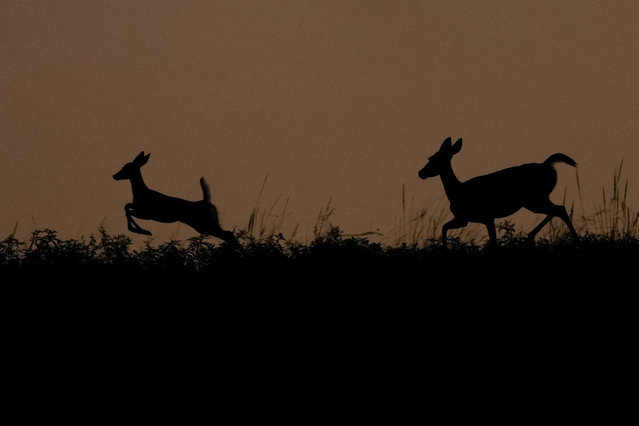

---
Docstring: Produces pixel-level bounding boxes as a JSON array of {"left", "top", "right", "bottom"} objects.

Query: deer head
[
  {"left": 418, "top": 137, "right": 462, "bottom": 179},
  {"left": 113, "top": 151, "right": 151, "bottom": 181}
]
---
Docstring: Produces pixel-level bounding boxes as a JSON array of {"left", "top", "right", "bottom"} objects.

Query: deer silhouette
[
  {"left": 113, "top": 151, "right": 242, "bottom": 250},
  {"left": 418, "top": 137, "right": 579, "bottom": 247}
]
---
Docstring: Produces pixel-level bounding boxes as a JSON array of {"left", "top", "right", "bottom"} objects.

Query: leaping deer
[
  {"left": 418, "top": 137, "right": 579, "bottom": 247},
  {"left": 113, "top": 151, "right": 242, "bottom": 251}
]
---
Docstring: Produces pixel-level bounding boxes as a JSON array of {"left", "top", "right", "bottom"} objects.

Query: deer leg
[
  {"left": 219, "top": 230, "right": 244, "bottom": 252},
  {"left": 526, "top": 200, "right": 578, "bottom": 242},
  {"left": 201, "top": 217, "right": 240, "bottom": 249},
  {"left": 193, "top": 203, "right": 243, "bottom": 252},
  {"left": 124, "top": 204, "right": 152, "bottom": 236},
  {"left": 528, "top": 215, "right": 553, "bottom": 242},
  {"left": 442, "top": 217, "right": 468, "bottom": 248},
  {"left": 555, "top": 205, "right": 579, "bottom": 240},
  {"left": 484, "top": 219, "right": 497, "bottom": 247},
  {"left": 205, "top": 213, "right": 242, "bottom": 250}
]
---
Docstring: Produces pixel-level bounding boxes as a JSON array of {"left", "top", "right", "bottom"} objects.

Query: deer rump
[{"left": 449, "top": 162, "right": 558, "bottom": 222}]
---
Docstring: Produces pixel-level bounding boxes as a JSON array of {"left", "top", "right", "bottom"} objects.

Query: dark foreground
[{"left": 2, "top": 232, "right": 637, "bottom": 407}]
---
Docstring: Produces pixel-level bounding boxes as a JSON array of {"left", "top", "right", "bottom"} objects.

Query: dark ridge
[{"left": 2, "top": 229, "right": 637, "bottom": 399}]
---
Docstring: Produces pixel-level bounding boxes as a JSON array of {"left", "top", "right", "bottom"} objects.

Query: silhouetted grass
[{"left": 4, "top": 223, "right": 636, "bottom": 276}]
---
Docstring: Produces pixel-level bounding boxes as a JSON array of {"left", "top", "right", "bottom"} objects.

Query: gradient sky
[{"left": 2, "top": 0, "right": 638, "bottom": 245}]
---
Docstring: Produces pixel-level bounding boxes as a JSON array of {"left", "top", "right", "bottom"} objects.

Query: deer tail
[
  {"left": 544, "top": 153, "right": 577, "bottom": 167},
  {"left": 200, "top": 177, "right": 211, "bottom": 203}
]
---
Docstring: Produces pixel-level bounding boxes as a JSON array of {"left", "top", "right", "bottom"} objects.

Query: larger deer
[
  {"left": 418, "top": 137, "right": 579, "bottom": 247},
  {"left": 113, "top": 151, "right": 242, "bottom": 251}
]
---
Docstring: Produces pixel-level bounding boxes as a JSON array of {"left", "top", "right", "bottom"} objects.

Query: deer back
[{"left": 451, "top": 162, "right": 557, "bottom": 220}]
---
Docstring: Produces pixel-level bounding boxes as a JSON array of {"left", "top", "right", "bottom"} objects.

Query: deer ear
[
  {"left": 440, "top": 137, "right": 452, "bottom": 151},
  {"left": 133, "top": 151, "right": 150, "bottom": 166},
  {"left": 451, "top": 138, "right": 462, "bottom": 155}
]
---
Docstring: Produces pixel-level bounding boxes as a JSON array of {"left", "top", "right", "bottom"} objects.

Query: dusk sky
[{"left": 2, "top": 0, "right": 638, "bottom": 245}]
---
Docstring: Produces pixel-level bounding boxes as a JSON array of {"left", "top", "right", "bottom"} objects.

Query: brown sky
[{"left": 2, "top": 0, "right": 638, "bottom": 244}]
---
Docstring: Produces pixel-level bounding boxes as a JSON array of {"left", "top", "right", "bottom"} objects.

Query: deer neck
[
  {"left": 129, "top": 170, "right": 149, "bottom": 198},
  {"left": 439, "top": 162, "right": 462, "bottom": 200}
]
